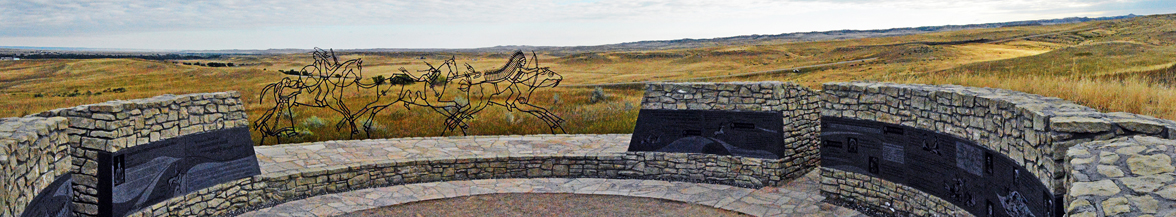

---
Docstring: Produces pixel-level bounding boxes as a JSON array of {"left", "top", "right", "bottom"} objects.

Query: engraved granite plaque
[
  {"left": 820, "top": 116, "right": 1059, "bottom": 217},
  {"left": 96, "top": 127, "right": 260, "bottom": 217},
  {"left": 629, "top": 109, "right": 785, "bottom": 159},
  {"left": 21, "top": 174, "right": 73, "bottom": 217}
]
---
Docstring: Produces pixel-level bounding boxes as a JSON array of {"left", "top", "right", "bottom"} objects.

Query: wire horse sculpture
[{"left": 254, "top": 48, "right": 566, "bottom": 144}]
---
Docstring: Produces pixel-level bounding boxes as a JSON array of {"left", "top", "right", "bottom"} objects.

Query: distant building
[{"left": 0, "top": 57, "right": 12, "bottom": 61}]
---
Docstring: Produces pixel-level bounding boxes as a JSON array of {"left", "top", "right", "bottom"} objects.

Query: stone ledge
[
  {"left": 820, "top": 167, "right": 971, "bottom": 217},
  {"left": 1066, "top": 135, "right": 1176, "bottom": 216},
  {"left": 126, "top": 151, "right": 815, "bottom": 216}
]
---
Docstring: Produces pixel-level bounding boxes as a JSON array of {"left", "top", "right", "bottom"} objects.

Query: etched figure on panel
[
  {"left": 921, "top": 132, "right": 941, "bottom": 156},
  {"left": 943, "top": 175, "right": 976, "bottom": 207},
  {"left": 998, "top": 190, "right": 1034, "bottom": 217},
  {"left": 984, "top": 152, "right": 994, "bottom": 175},
  {"left": 868, "top": 156, "right": 879, "bottom": 174},
  {"left": 628, "top": 109, "right": 786, "bottom": 159},
  {"left": 848, "top": 137, "right": 859, "bottom": 153}
]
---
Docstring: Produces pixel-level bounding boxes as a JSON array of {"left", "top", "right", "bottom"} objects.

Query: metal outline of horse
[{"left": 254, "top": 48, "right": 565, "bottom": 144}]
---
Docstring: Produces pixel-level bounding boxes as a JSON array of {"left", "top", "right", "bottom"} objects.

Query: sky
[{"left": 1, "top": 0, "right": 1173, "bottom": 50}]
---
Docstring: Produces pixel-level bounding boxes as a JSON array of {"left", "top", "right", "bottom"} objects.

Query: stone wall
[
  {"left": 126, "top": 151, "right": 793, "bottom": 216},
  {"left": 10, "top": 82, "right": 1176, "bottom": 216},
  {"left": 820, "top": 168, "right": 971, "bottom": 216},
  {"left": 30, "top": 91, "right": 249, "bottom": 216},
  {"left": 1066, "top": 135, "right": 1176, "bottom": 216},
  {"left": 0, "top": 116, "right": 70, "bottom": 216},
  {"left": 640, "top": 82, "right": 821, "bottom": 182},
  {"left": 820, "top": 81, "right": 1176, "bottom": 216}
]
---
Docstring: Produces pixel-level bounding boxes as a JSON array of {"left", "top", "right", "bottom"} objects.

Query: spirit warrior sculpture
[{"left": 254, "top": 48, "right": 565, "bottom": 144}]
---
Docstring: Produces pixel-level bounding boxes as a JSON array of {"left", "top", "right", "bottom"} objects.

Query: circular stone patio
[{"left": 237, "top": 134, "right": 863, "bottom": 217}]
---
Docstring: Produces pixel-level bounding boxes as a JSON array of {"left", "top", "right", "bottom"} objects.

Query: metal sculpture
[{"left": 254, "top": 48, "right": 565, "bottom": 144}]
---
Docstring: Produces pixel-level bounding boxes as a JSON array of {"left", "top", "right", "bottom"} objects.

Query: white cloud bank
[{"left": 0, "top": 0, "right": 1171, "bottom": 49}]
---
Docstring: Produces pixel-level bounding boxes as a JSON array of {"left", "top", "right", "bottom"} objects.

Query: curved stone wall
[
  {"left": 125, "top": 151, "right": 796, "bottom": 216},
  {"left": 819, "top": 81, "right": 1176, "bottom": 216},
  {"left": 3, "top": 92, "right": 250, "bottom": 217},
  {"left": 9, "top": 82, "right": 1176, "bottom": 216}
]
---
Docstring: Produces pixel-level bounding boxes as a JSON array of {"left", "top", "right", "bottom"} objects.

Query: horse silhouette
[
  {"left": 255, "top": 48, "right": 567, "bottom": 144},
  {"left": 396, "top": 51, "right": 566, "bottom": 135}
]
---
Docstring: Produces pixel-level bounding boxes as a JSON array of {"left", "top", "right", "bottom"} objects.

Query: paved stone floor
[
  {"left": 253, "top": 134, "right": 630, "bottom": 174},
  {"left": 241, "top": 134, "right": 863, "bottom": 217}
]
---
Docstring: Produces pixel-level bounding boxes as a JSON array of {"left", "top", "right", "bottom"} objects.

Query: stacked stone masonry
[
  {"left": 820, "top": 168, "right": 970, "bottom": 216},
  {"left": 0, "top": 116, "right": 70, "bottom": 216},
  {"left": 1066, "top": 135, "right": 1176, "bottom": 216},
  {"left": 641, "top": 82, "right": 821, "bottom": 182},
  {"left": 821, "top": 81, "right": 1176, "bottom": 216},
  {"left": 9, "top": 82, "right": 1176, "bottom": 216},
  {"left": 126, "top": 151, "right": 795, "bottom": 216},
  {"left": 28, "top": 91, "right": 249, "bottom": 216}
]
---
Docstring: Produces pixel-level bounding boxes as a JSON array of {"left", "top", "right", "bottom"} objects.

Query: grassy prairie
[{"left": 3, "top": 13, "right": 1176, "bottom": 145}]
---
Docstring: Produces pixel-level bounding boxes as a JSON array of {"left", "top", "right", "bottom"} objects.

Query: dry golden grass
[
  {"left": 3, "top": 13, "right": 1176, "bottom": 145},
  {"left": 0, "top": 59, "right": 283, "bottom": 117},
  {"left": 888, "top": 73, "right": 1176, "bottom": 120}
]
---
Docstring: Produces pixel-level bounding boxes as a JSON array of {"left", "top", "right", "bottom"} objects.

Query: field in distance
[{"left": 1, "top": 13, "right": 1174, "bottom": 145}]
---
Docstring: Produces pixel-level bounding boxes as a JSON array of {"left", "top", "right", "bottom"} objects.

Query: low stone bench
[{"left": 127, "top": 151, "right": 803, "bottom": 216}]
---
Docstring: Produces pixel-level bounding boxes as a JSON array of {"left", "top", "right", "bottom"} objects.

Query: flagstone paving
[
  {"left": 240, "top": 134, "right": 863, "bottom": 217},
  {"left": 253, "top": 134, "right": 630, "bottom": 174}
]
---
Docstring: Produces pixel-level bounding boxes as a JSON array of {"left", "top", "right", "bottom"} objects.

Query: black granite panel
[
  {"left": 20, "top": 173, "right": 73, "bottom": 217},
  {"left": 629, "top": 109, "right": 785, "bottom": 159},
  {"left": 96, "top": 127, "right": 260, "bottom": 217},
  {"left": 820, "top": 116, "right": 1060, "bottom": 217}
]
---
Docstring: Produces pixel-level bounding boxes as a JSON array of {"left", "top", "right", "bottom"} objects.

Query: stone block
[
  {"left": 1051, "top": 116, "right": 1113, "bottom": 133},
  {"left": 1127, "top": 154, "right": 1174, "bottom": 176}
]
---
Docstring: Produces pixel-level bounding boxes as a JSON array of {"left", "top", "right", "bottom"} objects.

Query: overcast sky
[{"left": 1, "top": 0, "right": 1173, "bottom": 50}]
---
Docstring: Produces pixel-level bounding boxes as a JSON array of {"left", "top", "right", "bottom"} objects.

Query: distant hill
[
  {"left": 351, "top": 14, "right": 1139, "bottom": 55},
  {"left": 0, "top": 14, "right": 1139, "bottom": 59}
]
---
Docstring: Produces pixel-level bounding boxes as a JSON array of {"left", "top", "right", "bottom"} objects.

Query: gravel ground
[{"left": 339, "top": 193, "right": 752, "bottom": 217}]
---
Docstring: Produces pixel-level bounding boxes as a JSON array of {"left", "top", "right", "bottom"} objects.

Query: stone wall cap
[{"left": 1051, "top": 116, "right": 1114, "bottom": 133}]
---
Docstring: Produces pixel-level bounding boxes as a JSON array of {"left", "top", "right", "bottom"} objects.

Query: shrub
[
  {"left": 504, "top": 111, "right": 516, "bottom": 124},
  {"left": 553, "top": 93, "right": 562, "bottom": 104},
  {"left": 590, "top": 86, "right": 606, "bottom": 103},
  {"left": 428, "top": 74, "right": 448, "bottom": 86},
  {"left": 361, "top": 118, "right": 386, "bottom": 132},
  {"left": 388, "top": 73, "right": 415, "bottom": 85},
  {"left": 279, "top": 69, "right": 302, "bottom": 76},
  {"left": 281, "top": 109, "right": 298, "bottom": 119},
  {"left": 302, "top": 116, "right": 326, "bottom": 128},
  {"left": 372, "top": 75, "right": 387, "bottom": 85},
  {"left": 453, "top": 96, "right": 469, "bottom": 107}
]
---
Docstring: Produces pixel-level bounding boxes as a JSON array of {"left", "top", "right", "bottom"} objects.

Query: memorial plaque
[
  {"left": 629, "top": 109, "right": 785, "bottom": 159},
  {"left": 821, "top": 116, "right": 1060, "bottom": 217},
  {"left": 96, "top": 127, "right": 260, "bottom": 217},
  {"left": 21, "top": 174, "right": 73, "bottom": 217}
]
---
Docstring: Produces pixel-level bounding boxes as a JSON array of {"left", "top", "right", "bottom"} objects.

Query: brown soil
[{"left": 338, "top": 193, "right": 751, "bottom": 217}]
